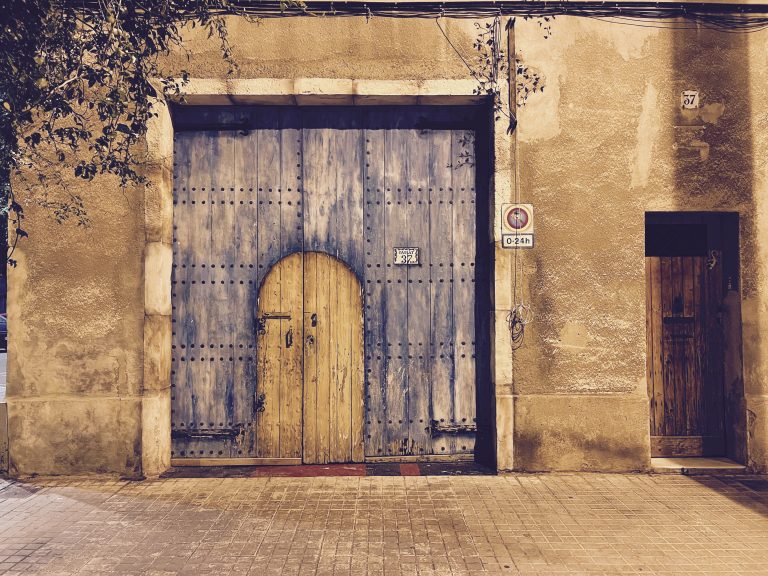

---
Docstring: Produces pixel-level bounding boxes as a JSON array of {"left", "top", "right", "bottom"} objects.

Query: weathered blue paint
[{"left": 170, "top": 105, "right": 486, "bottom": 460}]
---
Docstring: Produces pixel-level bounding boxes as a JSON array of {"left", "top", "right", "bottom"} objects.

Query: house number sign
[
  {"left": 681, "top": 90, "right": 700, "bottom": 109},
  {"left": 394, "top": 247, "right": 420, "bottom": 265}
]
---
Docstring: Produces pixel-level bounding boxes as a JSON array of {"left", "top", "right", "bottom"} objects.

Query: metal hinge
[
  {"left": 171, "top": 423, "right": 245, "bottom": 439},
  {"left": 429, "top": 421, "right": 477, "bottom": 436}
]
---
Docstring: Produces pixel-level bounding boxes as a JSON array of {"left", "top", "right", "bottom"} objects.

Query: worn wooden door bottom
[
  {"left": 650, "top": 435, "right": 725, "bottom": 458},
  {"left": 171, "top": 457, "right": 302, "bottom": 467},
  {"left": 365, "top": 454, "right": 475, "bottom": 463}
]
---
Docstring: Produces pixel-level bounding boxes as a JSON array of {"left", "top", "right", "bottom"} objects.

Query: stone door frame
[{"left": 140, "top": 78, "right": 514, "bottom": 476}]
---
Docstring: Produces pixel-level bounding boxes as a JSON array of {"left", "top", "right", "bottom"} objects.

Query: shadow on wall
[
  {"left": 670, "top": 22, "right": 752, "bottom": 467},
  {"left": 514, "top": 429, "right": 648, "bottom": 472}
]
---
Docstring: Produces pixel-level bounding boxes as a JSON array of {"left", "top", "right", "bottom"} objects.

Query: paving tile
[{"left": 0, "top": 474, "right": 766, "bottom": 574}]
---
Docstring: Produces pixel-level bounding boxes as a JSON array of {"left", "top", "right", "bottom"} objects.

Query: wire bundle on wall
[{"left": 205, "top": 1, "right": 768, "bottom": 33}]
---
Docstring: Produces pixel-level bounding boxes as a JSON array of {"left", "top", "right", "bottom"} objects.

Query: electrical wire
[
  {"left": 179, "top": 1, "right": 768, "bottom": 34},
  {"left": 68, "top": 1, "right": 768, "bottom": 33},
  {"left": 435, "top": 18, "right": 475, "bottom": 75},
  {"left": 507, "top": 303, "right": 533, "bottom": 351}
]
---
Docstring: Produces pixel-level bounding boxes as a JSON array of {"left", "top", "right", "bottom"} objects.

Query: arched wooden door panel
[
  {"left": 256, "top": 251, "right": 364, "bottom": 463},
  {"left": 256, "top": 252, "right": 303, "bottom": 459}
]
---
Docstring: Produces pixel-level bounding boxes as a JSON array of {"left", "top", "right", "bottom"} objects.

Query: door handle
[
  {"left": 311, "top": 313, "right": 317, "bottom": 327},
  {"left": 257, "top": 313, "right": 291, "bottom": 335}
]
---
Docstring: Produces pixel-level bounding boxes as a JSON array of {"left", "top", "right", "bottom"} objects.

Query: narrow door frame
[{"left": 645, "top": 212, "right": 745, "bottom": 463}]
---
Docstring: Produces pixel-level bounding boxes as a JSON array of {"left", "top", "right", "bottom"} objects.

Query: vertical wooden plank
[
  {"left": 383, "top": 124, "right": 410, "bottom": 456},
  {"left": 255, "top": 118, "right": 282, "bottom": 458},
  {"left": 303, "top": 252, "right": 319, "bottom": 463},
  {"left": 303, "top": 253, "right": 364, "bottom": 463},
  {"left": 257, "top": 116, "right": 282, "bottom": 283},
  {"left": 327, "top": 111, "right": 362, "bottom": 462},
  {"left": 645, "top": 258, "right": 655, "bottom": 435},
  {"left": 302, "top": 110, "right": 336, "bottom": 254},
  {"left": 683, "top": 257, "right": 695, "bottom": 317},
  {"left": 280, "top": 252, "right": 303, "bottom": 458},
  {"left": 327, "top": 253, "right": 342, "bottom": 461},
  {"left": 692, "top": 256, "right": 704, "bottom": 438},
  {"left": 701, "top": 253, "right": 711, "bottom": 442},
  {"left": 429, "top": 130, "right": 455, "bottom": 455},
  {"left": 208, "top": 131, "right": 236, "bottom": 442},
  {"left": 362, "top": 113, "right": 387, "bottom": 458},
  {"left": 648, "top": 258, "right": 664, "bottom": 437},
  {"left": 334, "top": 110, "right": 365, "bottom": 273},
  {"left": 682, "top": 257, "right": 696, "bottom": 436},
  {"left": 334, "top": 261, "right": 353, "bottom": 462},
  {"left": 405, "top": 125, "right": 432, "bottom": 456},
  {"left": 316, "top": 252, "right": 332, "bottom": 464},
  {"left": 188, "top": 132, "right": 213, "bottom": 434},
  {"left": 670, "top": 257, "right": 682, "bottom": 316},
  {"left": 671, "top": 257, "right": 686, "bottom": 435},
  {"left": 703, "top": 251, "right": 725, "bottom": 442},
  {"left": 351, "top": 270, "right": 365, "bottom": 462},
  {"left": 171, "top": 132, "right": 193, "bottom": 455},
  {"left": 336, "top": 111, "right": 363, "bottom": 462},
  {"left": 256, "top": 261, "right": 281, "bottom": 458},
  {"left": 659, "top": 256, "right": 674, "bottom": 437},
  {"left": 659, "top": 257, "right": 672, "bottom": 318},
  {"left": 179, "top": 131, "right": 215, "bottom": 458},
  {"left": 451, "top": 128, "right": 477, "bottom": 453},
  {"left": 233, "top": 129, "right": 259, "bottom": 456},
  {"left": 301, "top": 113, "right": 343, "bottom": 461},
  {"left": 280, "top": 108, "right": 304, "bottom": 258}
]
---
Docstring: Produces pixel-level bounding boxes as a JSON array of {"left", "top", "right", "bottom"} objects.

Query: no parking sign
[{"left": 501, "top": 204, "right": 534, "bottom": 249}]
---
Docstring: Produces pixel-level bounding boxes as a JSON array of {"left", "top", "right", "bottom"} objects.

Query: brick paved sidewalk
[{"left": 0, "top": 473, "right": 766, "bottom": 575}]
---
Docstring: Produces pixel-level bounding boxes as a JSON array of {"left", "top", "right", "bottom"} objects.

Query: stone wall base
[{"left": 511, "top": 395, "right": 651, "bottom": 472}]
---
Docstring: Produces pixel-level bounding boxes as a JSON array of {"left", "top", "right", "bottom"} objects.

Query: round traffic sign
[{"left": 506, "top": 207, "right": 530, "bottom": 230}]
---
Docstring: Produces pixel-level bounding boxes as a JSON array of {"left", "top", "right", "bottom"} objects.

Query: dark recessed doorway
[{"left": 645, "top": 212, "right": 743, "bottom": 460}]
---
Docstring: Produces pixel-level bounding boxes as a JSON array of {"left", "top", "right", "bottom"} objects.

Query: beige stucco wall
[
  {"left": 7, "top": 13, "right": 768, "bottom": 475},
  {"left": 512, "top": 17, "right": 766, "bottom": 471}
]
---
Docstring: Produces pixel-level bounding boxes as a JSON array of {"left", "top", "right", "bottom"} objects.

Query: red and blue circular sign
[{"left": 506, "top": 207, "right": 530, "bottom": 230}]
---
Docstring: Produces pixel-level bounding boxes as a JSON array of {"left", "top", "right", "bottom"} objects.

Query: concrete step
[{"left": 651, "top": 457, "right": 747, "bottom": 475}]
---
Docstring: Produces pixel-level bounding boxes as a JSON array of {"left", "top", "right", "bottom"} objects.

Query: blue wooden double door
[{"left": 171, "top": 106, "right": 487, "bottom": 463}]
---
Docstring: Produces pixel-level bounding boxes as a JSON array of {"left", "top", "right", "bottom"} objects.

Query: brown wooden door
[
  {"left": 646, "top": 254, "right": 724, "bottom": 457},
  {"left": 256, "top": 252, "right": 364, "bottom": 463}
]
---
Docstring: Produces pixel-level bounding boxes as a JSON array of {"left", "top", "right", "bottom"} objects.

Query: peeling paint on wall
[
  {"left": 700, "top": 102, "right": 726, "bottom": 124},
  {"left": 556, "top": 322, "right": 592, "bottom": 349}
]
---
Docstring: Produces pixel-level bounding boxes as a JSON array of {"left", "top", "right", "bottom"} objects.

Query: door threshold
[
  {"left": 651, "top": 457, "right": 747, "bottom": 475},
  {"left": 161, "top": 461, "right": 495, "bottom": 479},
  {"left": 171, "top": 458, "right": 301, "bottom": 467},
  {"left": 365, "top": 454, "right": 475, "bottom": 463}
]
